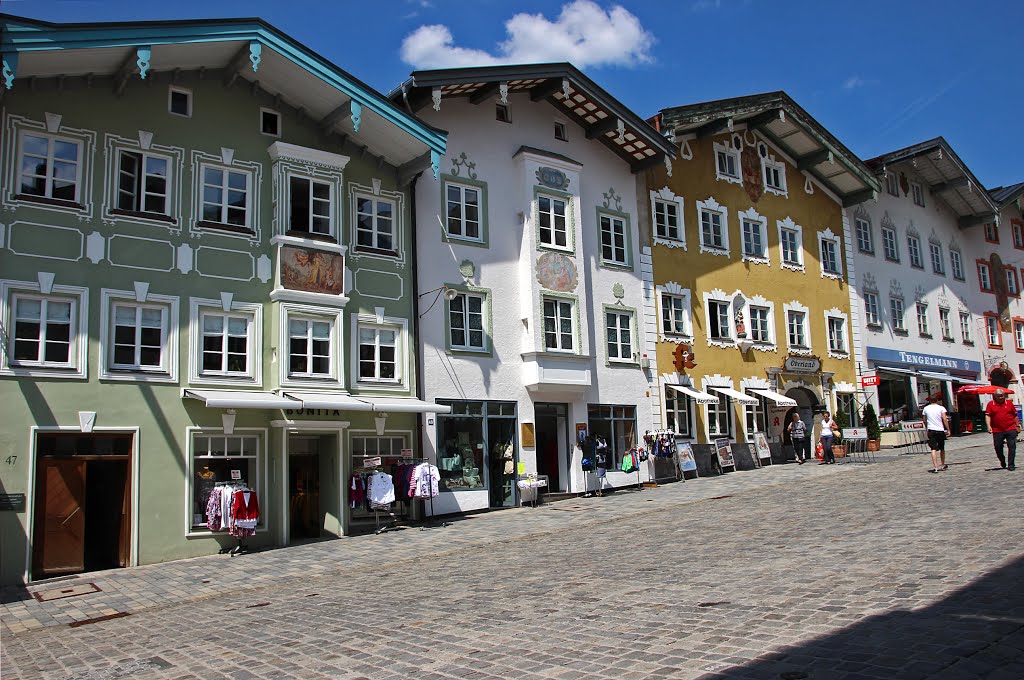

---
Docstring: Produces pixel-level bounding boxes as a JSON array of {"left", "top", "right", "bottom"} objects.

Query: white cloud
[
  {"left": 400, "top": 0, "right": 655, "bottom": 70},
  {"left": 843, "top": 76, "right": 865, "bottom": 90}
]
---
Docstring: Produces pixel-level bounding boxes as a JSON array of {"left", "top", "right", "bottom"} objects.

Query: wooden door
[
  {"left": 33, "top": 459, "right": 86, "bottom": 576},
  {"left": 118, "top": 460, "right": 131, "bottom": 567}
]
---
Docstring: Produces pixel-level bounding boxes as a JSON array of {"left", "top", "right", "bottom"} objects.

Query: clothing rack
[
  {"left": 646, "top": 429, "right": 683, "bottom": 483},
  {"left": 353, "top": 456, "right": 448, "bottom": 533},
  {"left": 215, "top": 480, "right": 252, "bottom": 556}
]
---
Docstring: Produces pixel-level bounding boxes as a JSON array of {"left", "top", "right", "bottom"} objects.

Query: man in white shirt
[{"left": 922, "top": 395, "right": 951, "bottom": 474}]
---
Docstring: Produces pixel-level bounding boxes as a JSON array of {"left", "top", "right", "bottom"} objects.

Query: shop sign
[
  {"left": 400, "top": 449, "right": 413, "bottom": 458},
  {"left": 900, "top": 421, "right": 926, "bottom": 432},
  {"left": 866, "top": 346, "right": 982, "bottom": 375},
  {"left": 284, "top": 408, "right": 346, "bottom": 417},
  {"left": 230, "top": 469, "right": 242, "bottom": 480},
  {"left": 861, "top": 375, "right": 880, "bottom": 387},
  {"left": 753, "top": 432, "right": 771, "bottom": 460},
  {"left": 364, "top": 457, "right": 382, "bottom": 468},
  {"left": 784, "top": 356, "right": 821, "bottom": 373},
  {"left": 520, "top": 423, "right": 536, "bottom": 448},
  {"left": 842, "top": 428, "right": 868, "bottom": 440},
  {"left": 0, "top": 493, "right": 26, "bottom": 512},
  {"left": 715, "top": 438, "right": 735, "bottom": 469},
  {"left": 676, "top": 442, "right": 697, "bottom": 473}
]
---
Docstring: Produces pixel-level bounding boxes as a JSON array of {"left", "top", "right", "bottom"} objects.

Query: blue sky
[{"left": 10, "top": 0, "right": 1022, "bottom": 188}]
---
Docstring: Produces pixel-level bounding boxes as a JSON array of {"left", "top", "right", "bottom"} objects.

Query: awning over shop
[
  {"left": 666, "top": 384, "right": 720, "bottom": 405},
  {"left": 280, "top": 392, "right": 452, "bottom": 414},
  {"left": 358, "top": 397, "right": 452, "bottom": 414},
  {"left": 748, "top": 388, "right": 798, "bottom": 407},
  {"left": 918, "top": 371, "right": 958, "bottom": 383},
  {"left": 281, "top": 391, "right": 374, "bottom": 411},
  {"left": 708, "top": 386, "right": 759, "bottom": 406},
  {"left": 182, "top": 389, "right": 300, "bottom": 409},
  {"left": 876, "top": 366, "right": 918, "bottom": 377}
]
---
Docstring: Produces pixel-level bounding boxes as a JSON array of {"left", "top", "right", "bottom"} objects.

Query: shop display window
[
  {"left": 191, "top": 433, "right": 260, "bottom": 529},
  {"left": 435, "top": 401, "right": 517, "bottom": 502},
  {"left": 587, "top": 404, "right": 637, "bottom": 468}
]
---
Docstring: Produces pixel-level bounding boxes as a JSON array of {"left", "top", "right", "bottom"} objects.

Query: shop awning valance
[
  {"left": 281, "top": 391, "right": 374, "bottom": 411},
  {"left": 666, "top": 384, "right": 720, "bottom": 405},
  {"left": 183, "top": 389, "right": 300, "bottom": 410},
  {"left": 748, "top": 388, "right": 798, "bottom": 407},
  {"left": 918, "top": 371, "right": 958, "bottom": 383},
  {"left": 876, "top": 366, "right": 918, "bottom": 376},
  {"left": 708, "top": 386, "right": 759, "bottom": 405},
  {"left": 358, "top": 397, "right": 453, "bottom": 414}
]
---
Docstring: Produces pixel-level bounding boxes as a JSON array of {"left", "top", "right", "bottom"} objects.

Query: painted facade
[
  {"left": 391, "top": 65, "right": 676, "bottom": 513},
  {"left": 644, "top": 94, "right": 879, "bottom": 463},
  {"left": 845, "top": 139, "right": 996, "bottom": 431},
  {"left": 0, "top": 16, "right": 446, "bottom": 585}
]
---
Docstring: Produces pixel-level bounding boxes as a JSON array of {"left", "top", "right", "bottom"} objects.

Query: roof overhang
[
  {"left": 390, "top": 63, "right": 676, "bottom": 174},
  {"left": 657, "top": 91, "right": 881, "bottom": 206},
  {"left": 989, "top": 181, "right": 1024, "bottom": 210},
  {"left": 865, "top": 138, "right": 997, "bottom": 227},
  {"left": 0, "top": 14, "right": 445, "bottom": 169}
]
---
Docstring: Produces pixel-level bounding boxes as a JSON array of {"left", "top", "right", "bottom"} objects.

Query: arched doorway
[{"left": 781, "top": 386, "right": 818, "bottom": 446}]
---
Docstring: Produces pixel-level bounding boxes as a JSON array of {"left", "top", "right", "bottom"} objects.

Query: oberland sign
[
  {"left": 866, "top": 346, "right": 982, "bottom": 375},
  {"left": 784, "top": 356, "right": 821, "bottom": 373}
]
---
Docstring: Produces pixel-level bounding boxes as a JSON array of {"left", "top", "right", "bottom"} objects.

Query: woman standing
[
  {"left": 787, "top": 412, "right": 809, "bottom": 464},
  {"left": 819, "top": 411, "right": 838, "bottom": 465}
]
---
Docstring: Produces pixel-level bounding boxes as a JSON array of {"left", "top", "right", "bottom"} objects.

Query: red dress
[{"left": 230, "top": 490, "right": 259, "bottom": 537}]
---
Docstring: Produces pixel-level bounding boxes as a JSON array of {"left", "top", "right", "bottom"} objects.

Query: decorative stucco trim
[
  {"left": 187, "top": 297, "right": 264, "bottom": 387},
  {"left": 702, "top": 288, "right": 736, "bottom": 348},
  {"left": 655, "top": 282, "right": 693, "bottom": 343},
  {"left": 783, "top": 300, "right": 812, "bottom": 356},
  {"left": 99, "top": 288, "right": 180, "bottom": 383},
  {"left": 744, "top": 294, "right": 778, "bottom": 352},
  {"left": 696, "top": 196, "right": 730, "bottom": 258},
  {"left": 817, "top": 227, "right": 843, "bottom": 281},
  {"left": 823, "top": 307, "right": 850, "bottom": 360},
  {"left": 738, "top": 207, "right": 770, "bottom": 266},
  {"left": 760, "top": 149, "right": 788, "bottom": 198},
  {"left": 712, "top": 140, "right": 742, "bottom": 186},
  {"left": 348, "top": 182, "right": 406, "bottom": 264},
  {"left": 777, "top": 216, "right": 805, "bottom": 273},
  {"left": 650, "top": 186, "right": 686, "bottom": 250},
  {"left": 0, "top": 279, "right": 89, "bottom": 379}
]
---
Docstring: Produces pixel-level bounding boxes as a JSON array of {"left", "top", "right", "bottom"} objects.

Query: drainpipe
[{"left": 409, "top": 172, "right": 425, "bottom": 457}]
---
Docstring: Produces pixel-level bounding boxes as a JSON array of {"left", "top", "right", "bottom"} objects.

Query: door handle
[{"left": 60, "top": 506, "right": 81, "bottom": 527}]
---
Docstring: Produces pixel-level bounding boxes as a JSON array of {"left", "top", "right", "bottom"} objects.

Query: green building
[{"left": 0, "top": 15, "right": 447, "bottom": 584}]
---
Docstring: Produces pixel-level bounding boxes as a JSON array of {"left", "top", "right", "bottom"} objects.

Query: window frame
[
  {"left": 586, "top": 404, "right": 638, "bottom": 470},
  {"left": 890, "top": 297, "right": 907, "bottom": 334},
  {"left": 1014, "top": 318, "right": 1024, "bottom": 352},
  {"left": 911, "top": 181, "right": 925, "bottom": 207},
  {"left": 697, "top": 197, "right": 730, "bottom": 256},
  {"left": 984, "top": 314, "right": 1002, "bottom": 349},
  {"left": 442, "top": 176, "right": 487, "bottom": 246},
  {"left": 817, "top": 229, "right": 842, "bottom": 279},
  {"left": 1, "top": 281, "right": 89, "bottom": 379},
  {"left": 541, "top": 294, "right": 578, "bottom": 354},
  {"left": 16, "top": 130, "right": 85, "bottom": 206},
  {"left": 739, "top": 209, "right": 769, "bottom": 265},
  {"left": 286, "top": 172, "right": 335, "bottom": 238},
  {"left": 554, "top": 121, "right": 568, "bottom": 142},
  {"left": 783, "top": 301, "right": 812, "bottom": 354},
  {"left": 939, "top": 307, "right": 952, "bottom": 341},
  {"left": 353, "top": 191, "right": 399, "bottom": 257},
  {"left": 168, "top": 86, "right": 193, "bottom": 118},
  {"left": 658, "top": 286, "right": 692, "bottom": 341},
  {"left": 704, "top": 391, "right": 733, "bottom": 439},
  {"left": 650, "top": 188, "right": 685, "bottom": 249},
  {"left": 259, "top": 107, "right": 281, "bottom": 138},
  {"left": 278, "top": 304, "right": 344, "bottom": 388},
  {"left": 114, "top": 148, "right": 173, "bottom": 219},
  {"left": 885, "top": 171, "right": 899, "bottom": 196},
  {"left": 603, "top": 306, "right": 637, "bottom": 365},
  {"left": 959, "top": 311, "right": 973, "bottom": 345},
  {"left": 597, "top": 208, "right": 632, "bottom": 269},
  {"left": 825, "top": 312, "right": 848, "bottom": 356},
  {"left": 984, "top": 222, "right": 1000, "bottom": 244},
  {"left": 188, "top": 298, "right": 262, "bottom": 386},
  {"left": 197, "top": 161, "right": 253, "bottom": 232},
  {"left": 664, "top": 384, "right": 693, "bottom": 439},
  {"left": 1013, "top": 220, "right": 1024, "bottom": 251},
  {"left": 99, "top": 289, "right": 180, "bottom": 383},
  {"left": 916, "top": 302, "right": 930, "bottom": 337},
  {"left": 186, "top": 428, "right": 266, "bottom": 535},
  {"left": 713, "top": 140, "right": 742, "bottom": 185},
  {"left": 929, "top": 241, "right": 945, "bottom": 276},
  {"left": 747, "top": 304, "right": 775, "bottom": 346},
  {"left": 703, "top": 292, "right": 734, "bottom": 347},
  {"left": 855, "top": 216, "right": 874, "bottom": 255},
  {"left": 907, "top": 235, "right": 924, "bottom": 269},
  {"left": 777, "top": 217, "right": 805, "bottom": 272},
  {"left": 535, "top": 189, "right": 574, "bottom": 253},
  {"left": 881, "top": 226, "right": 900, "bottom": 263},
  {"left": 950, "top": 249, "right": 964, "bottom": 281},
  {"left": 864, "top": 291, "right": 881, "bottom": 328},
  {"left": 355, "top": 320, "right": 403, "bottom": 385},
  {"left": 977, "top": 260, "right": 992, "bottom": 292},
  {"left": 761, "top": 154, "right": 787, "bottom": 197},
  {"left": 1006, "top": 267, "right": 1020, "bottom": 298},
  {"left": 445, "top": 286, "right": 491, "bottom": 355}
]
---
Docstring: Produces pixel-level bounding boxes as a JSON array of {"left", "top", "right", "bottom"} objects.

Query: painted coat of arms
[{"left": 281, "top": 246, "right": 344, "bottom": 295}]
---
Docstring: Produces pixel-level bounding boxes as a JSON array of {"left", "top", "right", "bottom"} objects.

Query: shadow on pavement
[{"left": 703, "top": 555, "right": 1024, "bottom": 679}]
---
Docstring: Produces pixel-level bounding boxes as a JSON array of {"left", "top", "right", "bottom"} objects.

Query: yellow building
[{"left": 640, "top": 93, "right": 880, "bottom": 465}]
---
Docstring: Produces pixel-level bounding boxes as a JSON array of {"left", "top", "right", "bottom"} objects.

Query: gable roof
[
  {"left": 865, "top": 138, "right": 997, "bottom": 228},
  {"left": 654, "top": 91, "right": 880, "bottom": 207},
  {"left": 0, "top": 14, "right": 445, "bottom": 170},
  {"left": 390, "top": 63, "right": 676, "bottom": 174},
  {"left": 989, "top": 181, "right": 1024, "bottom": 208}
]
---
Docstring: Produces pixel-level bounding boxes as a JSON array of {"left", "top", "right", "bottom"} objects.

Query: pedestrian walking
[
  {"left": 922, "top": 395, "right": 951, "bottom": 473},
  {"left": 819, "top": 411, "right": 838, "bottom": 465},
  {"left": 787, "top": 412, "right": 809, "bottom": 464},
  {"left": 984, "top": 388, "right": 1021, "bottom": 470}
]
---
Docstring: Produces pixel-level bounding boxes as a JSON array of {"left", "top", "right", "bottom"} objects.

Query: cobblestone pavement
[{"left": 3, "top": 435, "right": 1022, "bottom": 679}]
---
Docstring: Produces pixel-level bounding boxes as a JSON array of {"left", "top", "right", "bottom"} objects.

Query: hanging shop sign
[
  {"left": 865, "top": 346, "right": 981, "bottom": 375},
  {"left": 784, "top": 356, "right": 821, "bottom": 373},
  {"left": 753, "top": 432, "right": 772, "bottom": 460},
  {"left": 842, "top": 428, "right": 868, "bottom": 440},
  {"left": 230, "top": 469, "right": 242, "bottom": 480},
  {"left": 364, "top": 457, "right": 382, "bottom": 468},
  {"left": 676, "top": 441, "right": 697, "bottom": 473},
  {"left": 715, "top": 438, "right": 735, "bottom": 469},
  {"left": 861, "top": 375, "right": 880, "bottom": 387},
  {"left": 400, "top": 448, "right": 413, "bottom": 458},
  {"left": 520, "top": 423, "right": 536, "bottom": 448}
]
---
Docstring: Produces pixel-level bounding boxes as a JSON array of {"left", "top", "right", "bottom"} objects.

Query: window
[
  {"left": 288, "top": 176, "right": 332, "bottom": 236},
  {"left": 911, "top": 181, "right": 925, "bottom": 207},
  {"left": 664, "top": 386, "right": 692, "bottom": 438},
  {"left": 700, "top": 208, "right": 725, "bottom": 250},
  {"left": 661, "top": 292, "right": 690, "bottom": 337},
  {"left": 836, "top": 393, "right": 861, "bottom": 427},
  {"left": 714, "top": 142, "right": 741, "bottom": 182},
  {"left": 1013, "top": 221, "right": 1024, "bottom": 250},
  {"left": 960, "top": 312, "right": 972, "bottom": 344},
  {"left": 882, "top": 227, "right": 899, "bottom": 262},
  {"left": 706, "top": 394, "right": 732, "bottom": 437},
  {"left": 1007, "top": 268, "right": 1020, "bottom": 297},
  {"left": 708, "top": 300, "right": 731, "bottom": 341},
  {"left": 978, "top": 261, "right": 992, "bottom": 291},
  {"left": 653, "top": 198, "right": 681, "bottom": 242},
  {"left": 200, "top": 164, "right": 251, "bottom": 228},
  {"left": 190, "top": 433, "right": 260, "bottom": 530},
  {"left": 787, "top": 310, "right": 807, "bottom": 348},
  {"left": 10, "top": 294, "right": 75, "bottom": 368},
  {"left": 357, "top": 324, "right": 399, "bottom": 382},
  {"left": 288, "top": 316, "right": 333, "bottom": 378},
  {"left": 448, "top": 292, "right": 486, "bottom": 351},
  {"left": 749, "top": 305, "right": 772, "bottom": 344},
  {"left": 916, "top": 303, "right": 930, "bottom": 336},
  {"left": 587, "top": 405, "right": 637, "bottom": 469},
  {"left": 744, "top": 391, "right": 768, "bottom": 441},
  {"left": 554, "top": 122, "right": 568, "bottom": 141},
  {"left": 763, "top": 158, "right": 786, "bottom": 194},
  {"left": 864, "top": 292, "right": 881, "bottom": 327},
  {"left": 950, "top": 250, "right": 964, "bottom": 281},
  {"left": 885, "top": 172, "right": 899, "bottom": 196},
  {"left": 855, "top": 218, "right": 874, "bottom": 254},
  {"left": 742, "top": 219, "right": 766, "bottom": 259},
  {"left": 168, "top": 86, "right": 192, "bottom": 117},
  {"left": 260, "top": 108, "right": 281, "bottom": 137},
  {"left": 827, "top": 316, "right": 847, "bottom": 354},
  {"left": 890, "top": 298, "right": 906, "bottom": 332},
  {"left": 819, "top": 236, "right": 840, "bottom": 276},
  {"left": 605, "top": 310, "right": 634, "bottom": 363},
  {"left": 907, "top": 235, "right": 923, "bottom": 269},
  {"left": 984, "top": 222, "right": 999, "bottom": 244},
  {"left": 116, "top": 150, "right": 169, "bottom": 216},
  {"left": 542, "top": 297, "right": 575, "bottom": 352},
  {"left": 985, "top": 315, "right": 1002, "bottom": 348},
  {"left": 435, "top": 400, "right": 516, "bottom": 493},
  {"left": 356, "top": 195, "right": 396, "bottom": 254},
  {"left": 538, "top": 194, "right": 569, "bottom": 249},
  {"left": 18, "top": 132, "right": 82, "bottom": 203},
  {"left": 780, "top": 227, "right": 802, "bottom": 268},
  {"left": 111, "top": 302, "right": 168, "bottom": 372},
  {"left": 939, "top": 308, "right": 952, "bottom": 340},
  {"left": 445, "top": 182, "right": 481, "bottom": 242},
  {"left": 929, "top": 242, "right": 944, "bottom": 275},
  {"left": 200, "top": 311, "right": 251, "bottom": 376},
  {"left": 599, "top": 214, "right": 629, "bottom": 266},
  {"left": 495, "top": 103, "right": 511, "bottom": 123},
  {"left": 1015, "top": 320, "right": 1024, "bottom": 351}
]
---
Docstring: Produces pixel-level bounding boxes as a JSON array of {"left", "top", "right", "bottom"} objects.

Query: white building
[
  {"left": 391, "top": 65, "right": 676, "bottom": 514},
  {"left": 847, "top": 138, "right": 997, "bottom": 431}
]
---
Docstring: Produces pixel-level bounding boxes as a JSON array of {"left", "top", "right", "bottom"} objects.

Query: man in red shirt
[{"left": 985, "top": 388, "right": 1021, "bottom": 470}]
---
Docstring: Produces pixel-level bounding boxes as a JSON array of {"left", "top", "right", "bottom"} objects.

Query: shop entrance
[
  {"left": 782, "top": 387, "right": 818, "bottom": 447},
  {"left": 534, "top": 403, "right": 568, "bottom": 492},
  {"left": 287, "top": 435, "right": 340, "bottom": 542},
  {"left": 31, "top": 433, "right": 132, "bottom": 580}
]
